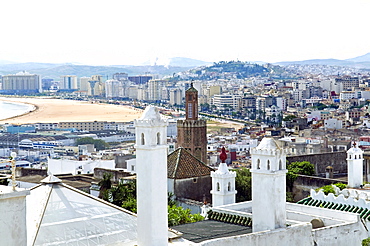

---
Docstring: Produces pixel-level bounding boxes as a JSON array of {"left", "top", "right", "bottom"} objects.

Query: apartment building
[
  {"left": 60, "top": 75, "right": 78, "bottom": 90},
  {"left": 212, "top": 94, "right": 241, "bottom": 109},
  {"left": 2, "top": 72, "right": 41, "bottom": 94},
  {"left": 59, "top": 121, "right": 106, "bottom": 131}
]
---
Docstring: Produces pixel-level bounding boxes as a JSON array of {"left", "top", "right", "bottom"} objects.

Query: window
[
  {"left": 257, "top": 159, "right": 260, "bottom": 169},
  {"left": 228, "top": 182, "right": 231, "bottom": 191},
  {"left": 141, "top": 133, "right": 145, "bottom": 145},
  {"left": 157, "top": 132, "right": 160, "bottom": 145},
  {"left": 188, "top": 103, "right": 193, "bottom": 118},
  {"left": 267, "top": 160, "right": 270, "bottom": 170},
  {"left": 279, "top": 160, "right": 282, "bottom": 170},
  {"left": 217, "top": 182, "right": 220, "bottom": 191}
]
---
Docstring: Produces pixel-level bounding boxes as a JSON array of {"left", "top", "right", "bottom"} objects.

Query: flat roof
[{"left": 172, "top": 220, "right": 252, "bottom": 243}]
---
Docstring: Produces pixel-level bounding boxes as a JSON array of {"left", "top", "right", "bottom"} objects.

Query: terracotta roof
[{"left": 167, "top": 148, "right": 214, "bottom": 179}]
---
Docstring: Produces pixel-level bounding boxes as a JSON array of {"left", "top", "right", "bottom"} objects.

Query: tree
[
  {"left": 283, "top": 115, "right": 297, "bottom": 121},
  {"left": 235, "top": 168, "right": 252, "bottom": 202},
  {"left": 286, "top": 161, "right": 315, "bottom": 191},
  {"left": 98, "top": 173, "right": 112, "bottom": 199},
  {"left": 168, "top": 205, "right": 204, "bottom": 227},
  {"left": 76, "top": 137, "right": 109, "bottom": 150}
]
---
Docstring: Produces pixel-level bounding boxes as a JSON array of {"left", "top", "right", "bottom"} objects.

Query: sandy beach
[
  {"left": 0, "top": 97, "right": 143, "bottom": 124},
  {"left": 0, "top": 97, "right": 245, "bottom": 131}
]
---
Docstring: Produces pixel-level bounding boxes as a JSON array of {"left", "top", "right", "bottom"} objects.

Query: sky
[{"left": 1, "top": 0, "right": 370, "bottom": 66}]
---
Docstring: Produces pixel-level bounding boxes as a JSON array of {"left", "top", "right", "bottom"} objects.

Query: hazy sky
[{"left": 1, "top": 0, "right": 369, "bottom": 65}]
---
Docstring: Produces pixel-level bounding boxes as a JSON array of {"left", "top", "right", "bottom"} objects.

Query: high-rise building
[
  {"left": 177, "top": 83, "right": 207, "bottom": 163},
  {"left": 148, "top": 79, "right": 167, "bottom": 101},
  {"left": 2, "top": 72, "right": 41, "bottom": 94},
  {"left": 128, "top": 75, "right": 152, "bottom": 85},
  {"left": 169, "top": 88, "right": 182, "bottom": 105},
  {"left": 89, "top": 75, "right": 105, "bottom": 96},
  {"left": 60, "top": 75, "right": 78, "bottom": 90}
]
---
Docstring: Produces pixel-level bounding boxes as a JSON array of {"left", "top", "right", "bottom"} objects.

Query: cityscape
[
  {"left": 1, "top": 54, "right": 370, "bottom": 245},
  {"left": 1, "top": 0, "right": 370, "bottom": 244}
]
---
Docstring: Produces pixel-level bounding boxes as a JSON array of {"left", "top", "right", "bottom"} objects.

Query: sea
[{"left": 0, "top": 101, "right": 35, "bottom": 120}]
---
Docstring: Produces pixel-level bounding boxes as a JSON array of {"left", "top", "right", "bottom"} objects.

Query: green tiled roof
[
  {"left": 206, "top": 210, "right": 252, "bottom": 227},
  {"left": 297, "top": 197, "right": 370, "bottom": 221}
]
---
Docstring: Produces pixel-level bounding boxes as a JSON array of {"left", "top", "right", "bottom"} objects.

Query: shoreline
[{"left": 0, "top": 98, "right": 39, "bottom": 121}]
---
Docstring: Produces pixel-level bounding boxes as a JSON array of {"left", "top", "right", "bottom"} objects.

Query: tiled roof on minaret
[{"left": 167, "top": 148, "right": 214, "bottom": 179}]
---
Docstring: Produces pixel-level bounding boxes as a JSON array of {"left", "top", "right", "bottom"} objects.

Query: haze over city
[{"left": 1, "top": 0, "right": 370, "bottom": 66}]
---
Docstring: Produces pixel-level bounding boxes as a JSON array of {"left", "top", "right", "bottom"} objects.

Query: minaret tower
[
  {"left": 250, "top": 137, "right": 287, "bottom": 233},
  {"left": 211, "top": 147, "right": 237, "bottom": 207},
  {"left": 135, "top": 106, "right": 168, "bottom": 246},
  {"left": 347, "top": 142, "right": 363, "bottom": 188},
  {"left": 177, "top": 83, "right": 207, "bottom": 163}
]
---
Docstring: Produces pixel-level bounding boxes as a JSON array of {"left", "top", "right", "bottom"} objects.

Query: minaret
[
  {"left": 134, "top": 106, "right": 168, "bottom": 246},
  {"left": 177, "top": 83, "right": 207, "bottom": 163},
  {"left": 250, "top": 138, "right": 287, "bottom": 232},
  {"left": 210, "top": 147, "right": 237, "bottom": 207},
  {"left": 347, "top": 142, "right": 363, "bottom": 188}
]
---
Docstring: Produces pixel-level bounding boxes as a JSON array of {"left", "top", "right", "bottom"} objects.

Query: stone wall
[
  {"left": 174, "top": 175, "right": 212, "bottom": 203},
  {"left": 293, "top": 175, "right": 348, "bottom": 202},
  {"left": 15, "top": 167, "right": 47, "bottom": 177},
  {"left": 287, "top": 151, "right": 347, "bottom": 176},
  {"left": 94, "top": 167, "right": 132, "bottom": 183}
]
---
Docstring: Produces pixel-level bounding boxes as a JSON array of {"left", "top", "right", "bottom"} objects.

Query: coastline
[
  {"left": 0, "top": 97, "right": 144, "bottom": 124},
  {"left": 0, "top": 98, "right": 39, "bottom": 121}
]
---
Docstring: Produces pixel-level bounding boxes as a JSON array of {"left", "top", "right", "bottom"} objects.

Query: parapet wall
[
  {"left": 310, "top": 188, "right": 370, "bottom": 210},
  {"left": 287, "top": 151, "right": 347, "bottom": 175}
]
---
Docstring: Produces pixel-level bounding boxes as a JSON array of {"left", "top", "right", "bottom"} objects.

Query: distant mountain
[
  {"left": 275, "top": 59, "right": 356, "bottom": 67},
  {"left": 0, "top": 62, "right": 69, "bottom": 74},
  {"left": 274, "top": 52, "right": 370, "bottom": 69},
  {"left": 0, "top": 63, "right": 191, "bottom": 80},
  {"left": 345, "top": 52, "right": 370, "bottom": 63}
]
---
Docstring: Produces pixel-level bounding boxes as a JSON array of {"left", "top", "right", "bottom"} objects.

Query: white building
[
  {"left": 48, "top": 158, "right": 115, "bottom": 175},
  {"left": 212, "top": 94, "right": 241, "bottom": 109},
  {"left": 324, "top": 118, "right": 343, "bottom": 129},
  {"left": 169, "top": 88, "right": 182, "bottom": 105},
  {"left": 347, "top": 143, "right": 364, "bottom": 188},
  {"left": 276, "top": 97, "right": 287, "bottom": 111},
  {"left": 60, "top": 75, "right": 78, "bottom": 90},
  {"left": 2, "top": 72, "right": 42, "bottom": 94},
  {"left": 148, "top": 79, "right": 167, "bottom": 101},
  {"left": 134, "top": 106, "right": 168, "bottom": 245},
  {"left": 250, "top": 138, "right": 287, "bottom": 232}
]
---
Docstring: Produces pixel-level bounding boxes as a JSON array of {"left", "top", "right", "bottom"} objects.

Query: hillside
[{"left": 180, "top": 61, "right": 279, "bottom": 80}]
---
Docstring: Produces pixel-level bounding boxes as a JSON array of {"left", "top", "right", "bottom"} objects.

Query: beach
[
  {"left": 0, "top": 97, "right": 245, "bottom": 131},
  {"left": 0, "top": 97, "right": 143, "bottom": 124}
]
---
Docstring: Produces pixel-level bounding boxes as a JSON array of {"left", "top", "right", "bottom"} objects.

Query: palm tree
[{"left": 98, "top": 173, "right": 113, "bottom": 199}]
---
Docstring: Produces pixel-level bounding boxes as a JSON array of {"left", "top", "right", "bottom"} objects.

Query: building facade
[
  {"left": 177, "top": 84, "right": 207, "bottom": 163},
  {"left": 2, "top": 72, "right": 41, "bottom": 94}
]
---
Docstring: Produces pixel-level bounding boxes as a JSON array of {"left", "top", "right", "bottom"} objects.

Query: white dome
[{"left": 139, "top": 106, "right": 161, "bottom": 121}]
